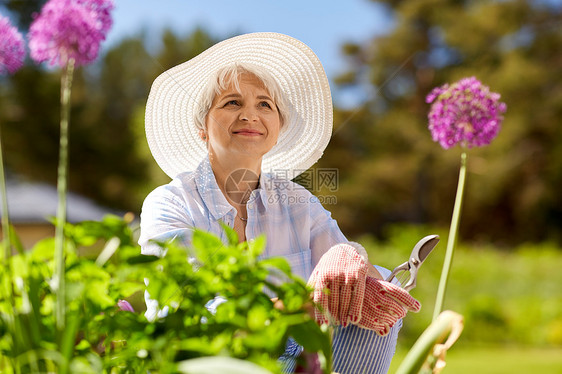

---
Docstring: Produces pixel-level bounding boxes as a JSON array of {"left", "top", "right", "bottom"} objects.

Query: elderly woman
[{"left": 139, "top": 33, "right": 420, "bottom": 374}]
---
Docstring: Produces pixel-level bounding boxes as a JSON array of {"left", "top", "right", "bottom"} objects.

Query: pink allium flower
[
  {"left": 28, "top": 0, "right": 114, "bottom": 67},
  {"left": 426, "top": 77, "right": 507, "bottom": 149},
  {"left": 117, "top": 299, "right": 135, "bottom": 313},
  {"left": 0, "top": 15, "right": 26, "bottom": 75}
]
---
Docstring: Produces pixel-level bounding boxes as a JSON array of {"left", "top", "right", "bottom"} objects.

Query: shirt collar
[
  {"left": 195, "top": 156, "right": 234, "bottom": 221},
  {"left": 195, "top": 156, "right": 274, "bottom": 220},
  {"left": 255, "top": 173, "right": 275, "bottom": 210}
]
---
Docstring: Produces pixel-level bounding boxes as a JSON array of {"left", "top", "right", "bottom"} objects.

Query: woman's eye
[
  {"left": 224, "top": 100, "right": 240, "bottom": 106},
  {"left": 259, "top": 101, "right": 272, "bottom": 109}
]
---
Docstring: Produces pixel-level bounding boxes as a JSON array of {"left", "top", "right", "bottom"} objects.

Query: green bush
[{"left": 0, "top": 216, "right": 331, "bottom": 373}]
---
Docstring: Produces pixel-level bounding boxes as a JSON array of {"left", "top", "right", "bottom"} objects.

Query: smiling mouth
[{"left": 232, "top": 129, "right": 263, "bottom": 136}]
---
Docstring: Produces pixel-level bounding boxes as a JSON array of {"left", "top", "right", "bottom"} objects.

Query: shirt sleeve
[
  {"left": 138, "top": 186, "right": 195, "bottom": 256},
  {"left": 308, "top": 195, "right": 349, "bottom": 267}
]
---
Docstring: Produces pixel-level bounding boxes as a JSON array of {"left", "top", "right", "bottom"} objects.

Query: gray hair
[{"left": 194, "top": 63, "right": 290, "bottom": 132}]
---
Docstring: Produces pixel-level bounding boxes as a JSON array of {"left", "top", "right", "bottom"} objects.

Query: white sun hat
[{"left": 145, "top": 32, "right": 333, "bottom": 180}]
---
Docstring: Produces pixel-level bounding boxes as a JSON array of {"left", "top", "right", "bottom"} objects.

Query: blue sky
[{"left": 104, "top": 0, "right": 395, "bottom": 106}]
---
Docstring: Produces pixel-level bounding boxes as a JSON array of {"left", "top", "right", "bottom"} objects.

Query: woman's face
[{"left": 205, "top": 73, "right": 282, "bottom": 163}]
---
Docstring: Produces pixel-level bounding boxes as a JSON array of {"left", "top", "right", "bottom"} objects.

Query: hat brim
[{"left": 145, "top": 32, "right": 333, "bottom": 180}]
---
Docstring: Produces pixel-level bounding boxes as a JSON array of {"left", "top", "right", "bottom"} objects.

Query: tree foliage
[
  {"left": 1, "top": 0, "right": 47, "bottom": 29},
  {"left": 322, "top": 0, "right": 562, "bottom": 245},
  {"left": 0, "top": 25, "right": 218, "bottom": 212}
]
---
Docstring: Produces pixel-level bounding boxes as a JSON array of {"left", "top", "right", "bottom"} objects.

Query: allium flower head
[
  {"left": 28, "top": 0, "right": 114, "bottom": 67},
  {"left": 426, "top": 77, "right": 507, "bottom": 149},
  {"left": 0, "top": 15, "right": 26, "bottom": 75}
]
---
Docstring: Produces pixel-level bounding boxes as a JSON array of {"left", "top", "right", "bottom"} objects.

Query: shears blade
[{"left": 385, "top": 234, "right": 440, "bottom": 291}]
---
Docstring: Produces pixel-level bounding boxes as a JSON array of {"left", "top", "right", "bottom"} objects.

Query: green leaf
[
  {"left": 30, "top": 238, "right": 55, "bottom": 262},
  {"left": 288, "top": 319, "right": 331, "bottom": 364},
  {"left": 85, "top": 281, "right": 115, "bottom": 309},
  {"left": 248, "top": 235, "right": 266, "bottom": 258},
  {"left": 16, "top": 348, "right": 65, "bottom": 371},
  {"left": 282, "top": 293, "right": 306, "bottom": 313},
  {"left": 69, "top": 356, "right": 99, "bottom": 374},
  {"left": 243, "top": 330, "right": 286, "bottom": 351},
  {"left": 9, "top": 224, "right": 25, "bottom": 255},
  {"left": 10, "top": 254, "right": 28, "bottom": 279},
  {"left": 116, "top": 281, "right": 144, "bottom": 297},
  {"left": 66, "top": 262, "right": 110, "bottom": 284},
  {"left": 220, "top": 221, "right": 239, "bottom": 246},
  {"left": 192, "top": 229, "right": 224, "bottom": 261},
  {"left": 176, "top": 337, "right": 216, "bottom": 355},
  {"left": 26, "top": 276, "right": 44, "bottom": 345},
  {"left": 66, "top": 282, "right": 86, "bottom": 304},
  {"left": 75, "top": 339, "right": 91, "bottom": 351},
  {"left": 247, "top": 304, "right": 269, "bottom": 331}
]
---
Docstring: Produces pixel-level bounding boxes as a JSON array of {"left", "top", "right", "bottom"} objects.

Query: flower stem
[
  {"left": 433, "top": 151, "right": 467, "bottom": 321},
  {"left": 0, "top": 122, "right": 10, "bottom": 261},
  {"left": 54, "top": 58, "right": 75, "bottom": 334}
]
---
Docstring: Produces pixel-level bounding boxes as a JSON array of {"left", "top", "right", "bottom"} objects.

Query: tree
[{"left": 323, "top": 0, "right": 562, "bottom": 245}]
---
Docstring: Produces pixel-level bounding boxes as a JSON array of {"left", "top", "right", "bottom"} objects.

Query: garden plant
[{"left": 0, "top": 215, "right": 332, "bottom": 373}]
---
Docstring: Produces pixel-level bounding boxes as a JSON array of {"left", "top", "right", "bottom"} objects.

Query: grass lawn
[{"left": 388, "top": 346, "right": 562, "bottom": 374}]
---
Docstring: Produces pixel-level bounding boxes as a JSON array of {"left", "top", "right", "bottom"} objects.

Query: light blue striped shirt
[{"left": 139, "top": 156, "right": 401, "bottom": 373}]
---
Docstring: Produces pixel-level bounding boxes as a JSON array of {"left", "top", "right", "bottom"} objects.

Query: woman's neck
[{"left": 209, "top": 153, "right": 261, "bottom": 207}]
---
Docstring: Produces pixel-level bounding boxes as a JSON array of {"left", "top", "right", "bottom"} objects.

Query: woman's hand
[
  {"left": 357, "top": 277, "right": 421, "bottom": 335},
  {"left": 307, "top": 243, "right": 421, "bottom": 334},
  {"left": 307, "top": 243, "right": 371, "bottom": 327}
]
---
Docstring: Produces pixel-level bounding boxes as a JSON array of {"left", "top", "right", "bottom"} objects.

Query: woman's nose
[{"left": 239, "top": 106, "right": 258, "bottom": 121}]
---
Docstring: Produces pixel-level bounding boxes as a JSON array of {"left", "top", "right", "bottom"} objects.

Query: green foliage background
[
  {"left": 322, "top": 0, "right": 562, "bottom": 245},
  {"left": 360, "top": 224, "right": 562, "bottom": 349}
]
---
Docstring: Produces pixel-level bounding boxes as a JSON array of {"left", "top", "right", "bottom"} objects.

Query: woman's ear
[{"left": 199, "top": 129, "right": 207, "bottom": 141}]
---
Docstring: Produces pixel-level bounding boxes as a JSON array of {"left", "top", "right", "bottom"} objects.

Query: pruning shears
[{"left": 385, "top": 234, "right": 440, "bottom": 291}]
